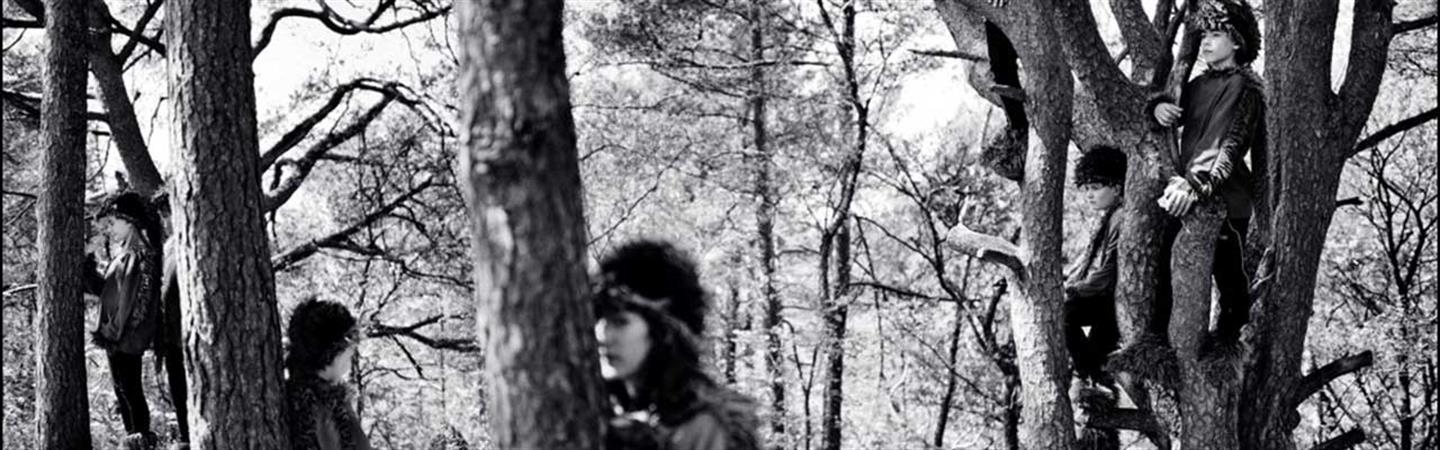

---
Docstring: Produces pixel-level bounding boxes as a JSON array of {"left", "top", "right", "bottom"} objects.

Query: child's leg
[
  {"left": 107, "top": 351, "right": 151, "bottom": 434},
  {"left": 1064, "top": 295, "right": 1103, "bottom": 378},
  {"left": 162, "top": 347, "right": 189, "bottom": 441}
]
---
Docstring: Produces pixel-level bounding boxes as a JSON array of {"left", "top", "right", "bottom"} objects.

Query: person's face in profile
[
  {"left": 596, "top": 310, "right": 653, "bottom": 383},
  {"left": 1083, "top": 184, "right": 1121, "bottom": 211}
]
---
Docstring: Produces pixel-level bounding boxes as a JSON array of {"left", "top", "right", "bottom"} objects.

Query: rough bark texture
[
  {"left": 166, "top": 0, "right": 290, "bottom": 446},
  {"left": 455, "top": 1, "right": 606, "bottom": 448},
  {"left": 934, "top": 2, "right": 1080, "bottom": 448},
  {"left": 1167, "top": 204, "right": 1240, "bottom": 449},
  {"left": 1240, "top": 2, "right": 1395, "bottom": 449},
  {"left": 33, "top": 0, "right": 94, "bottom": 446}
]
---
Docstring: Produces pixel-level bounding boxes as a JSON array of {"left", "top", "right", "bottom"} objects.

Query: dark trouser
[
  {"left": 159, "top": 345, "right": 189, "bottom": 441},
  {"left": 1155, "top": 218, "right": 1251, "bottom": 343},
  {"left": 107, "top": 351, "right": 151, "bottom": 434},
  {"left": 1065, "top": 294, "right": 1120, "bottom": 379}
]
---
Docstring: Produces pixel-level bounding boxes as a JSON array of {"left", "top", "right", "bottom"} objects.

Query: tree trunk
[
  {"left": 723, "top": 286, "right": 740, "bottom": 384},
  {"left": 749, "top": 1, "right": 786, "bottom": 445},
  {"left": 1168, "top": 204, "right": 1241, "bottom": 449},
  {"left": 932, "top": 295, "right": 965, "bottom": 448},
  {"left": 819, "top": 223, "right": 851, "bottom": 450},
  {"left": 1242, "top": 2, "right": 1394, "bottom": 448},
  {"left": 165, "top": 0, "right": 289, "bottom": 446},
  {"left": 455, "top": 1, "right": 606, "bottom": 448},
  {"left": 33, "top": 0, "right": 93, "bottom": 446},
  {"left": 84, "top": 0, "right": 162, "bottom": 195},
  {"left": 1004, "top": 5, "right": 1078, "bottom": 449}
]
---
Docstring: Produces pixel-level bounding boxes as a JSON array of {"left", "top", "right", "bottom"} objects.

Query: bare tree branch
[
  {"left": 263, "top": 95, "right": 396, "bottom": 212},
  {"left": 253, "top": 1, "right": 452, "bottom": 60},
  {"left": 1311, "top": 428, "right": 1366, "bottom": 450},
  {"left": 908, "top": 48, "right": 987, "bottom": 61},
  {"left": 1291, "top": 351, "right": 1375, "bottom": 408},
  {"left": 369, "top": 314, "right": 479, "bottom": 353},
  {"left": 115, "top": 0, "right": 166, "bottom": 62},
  {"left": 1109, "top": 0, "right": 1163, "bottom": 77},
  {"left": 271, "top": 179, "right": 435, "bottom": 271},
  {"left": 1348, "top": 106, "right": 1439, "bottom": 159},
  {"left": 2, "top": 17, "right": 42, "bottom": 28},
  {"left": 3, "top": 89, "right": 107, "bottom": 121},
  {"left": 846, "top": 281, "right": 947, "bottom": 302},
  {"left": 1393, "top": 15, "right": 1438, "bottom": 35},
  {"left": 943, "top": 220, "right": 1025, "bottom": 280}
]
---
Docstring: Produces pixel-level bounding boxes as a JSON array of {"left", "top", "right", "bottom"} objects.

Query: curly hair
[
  {"left": 286, "top": 297, "right": 358, "bottom": 376},
  {"left": 595, "top": 240, "right": 707, "bottom": 334},
  {"left": 1074, "top": 145, "right": 1128, "bottom": 189}
]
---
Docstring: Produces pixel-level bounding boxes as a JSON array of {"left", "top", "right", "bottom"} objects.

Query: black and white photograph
[{"left": 2, "top": 0, "right": 1436, "bottom": 448}]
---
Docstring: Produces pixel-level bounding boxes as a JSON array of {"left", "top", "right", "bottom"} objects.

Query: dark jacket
[
  {"left": 286, "top": 375, "right": 372, "bottom": 450},
  {"left": 84, "top": 247, "right": 160, "bottom": 355},
  {"left": 1065, "top": 206, "right": 1123, "bottom": 302},
  {"left": 1148, "top": 66, "right": 1265, "bottom": 218},
  {"left": 607, "top": 382, "right": 761, "bottom": 450}
]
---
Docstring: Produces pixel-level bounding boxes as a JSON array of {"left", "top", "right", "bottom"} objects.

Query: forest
[{"left": 1, "top": 0, "right": 1436, "bottom": 449}]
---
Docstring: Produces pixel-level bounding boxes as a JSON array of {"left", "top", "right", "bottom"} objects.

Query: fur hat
[
  {"left": 101, "top": 192, "right": 151, "bottom": 227},
  {"left": 1192, "top": 0, "right": 1262, "bottom": 65},
  {"left": 591, "top": 240, "right": 707, "bottom": 336},
  {"left": 285, "top": 298, "right": 359, "bottom": 375},
  {"left": 1074, "top": 145, "right": 1128, "bottom": 189}
]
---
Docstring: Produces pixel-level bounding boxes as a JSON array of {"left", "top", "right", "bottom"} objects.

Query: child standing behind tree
[
  {"left": 1146, "top": 1, "right": 1264, "bottom": 347},
  {"left": 284, "top": 298, "right": 371, "bottom": 450},
  {"left": 1064, "top": 146, "right": 1128, "bottom": 393},
  {"left": 83, "top": 192, "right": 165, "bottom": 449}
]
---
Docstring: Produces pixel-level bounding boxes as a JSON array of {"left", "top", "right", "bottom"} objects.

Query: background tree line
[{"left": 2, "top": 0, "right": 1434, "bottom": 448}]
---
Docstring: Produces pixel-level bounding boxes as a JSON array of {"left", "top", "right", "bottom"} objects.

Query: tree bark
[
  {"left": 165, "top": 0, "right": 289, "bottom": 446},
  {"left": 749, "top": 1, "right": 786, "bottom": 445},
  {"left": 33, "top": 0, "right": 93, "bottom": 446},
  {"left": 455, "top": 1, "right": 606, "bottom": 448}
]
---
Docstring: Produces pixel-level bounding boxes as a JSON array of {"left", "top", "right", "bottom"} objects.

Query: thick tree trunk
[
  {"left": 1167, "top": 204, "right": 1241, "bottom": 449},
  {"left": 455, "top": 1, "right": 606, "bottom": 448},
  {"left": 1241, "top": 2, "right": 1393, "bottom": 448},
  {"left": 33, "top": 0, "right": 93, "bottom": 446},
  {"left": 1004, "top": 5, "right": 1078, "bottom": 449},
  {"left": 166, "top": 0, "right": 290, "bottom": 447}
]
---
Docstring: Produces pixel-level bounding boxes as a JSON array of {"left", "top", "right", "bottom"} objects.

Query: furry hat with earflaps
[
  {"left": 1192, "top": 0, "right": 1262, "bottom": 65},
  {"left": 1074, "top": 145, "right": 1128, "bottom": 189},
  {"left": 591, "top": 240, "right": 708, "bottom": 337},
  {"left": 285, "top": 297, "right": 359, "bottom": 376}
]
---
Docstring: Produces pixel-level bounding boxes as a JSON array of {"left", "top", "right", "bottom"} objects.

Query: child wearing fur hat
[
  {"left": 82, "top": 191, "right": 165, "bottom": 448},
  {"left": 284, "top": 298, "right": 372, "bottom": 450},
  {"left": 593, "top": 240, "right": 761, "bottom": 450},
  {"left": 1064, "top": 146, "right": 1128, "bottom": 393},
  {"left": 1146, "top": 0, "right": 1264, "bottom": 346}
]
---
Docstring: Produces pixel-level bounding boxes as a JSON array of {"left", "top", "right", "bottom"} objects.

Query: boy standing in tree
[
  {"left": 1147, "top": 1, "right": 1264, "bottom": 346},
  {"left": 1065, "top": 146, "right": 1126, "bottom": 391}
]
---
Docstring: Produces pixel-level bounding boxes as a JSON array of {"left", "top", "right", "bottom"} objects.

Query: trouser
[
  {"left": 1065, "top": 294, "right": 1120, "bottom": 379},
  {"left": 107, "top": 351, "right": 151, "bottom": 434},
  {"left": 1155, "top": 217, "right": 1251, "bottom": 342},
  {"left": 159, "top": 345, "right": 189, "bottom": 441}
]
